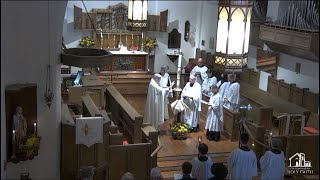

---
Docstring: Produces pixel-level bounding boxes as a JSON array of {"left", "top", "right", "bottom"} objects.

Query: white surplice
[
  {"left": 202, "top": 76, "right": 217, "bottom": 96},
  {"left": 143, "top": 79, "right": 170, "bottom": 131},
  {"left": 205, "top": 92, "right": 223, "bottom": 132},
  {"left": 181, "top": 82, "right": 202, "bottom": 128},
  {"left": 191, "top": 156, "right": 213, "bottom": 180},
  {"left": 228, "top": 148, "right": 258, "bottom": 180},
  {"left": 160, "top": 72, "right": 172, "bottom": 120},
  {"left": 219, "top": 81, "right": 230, "bottom": 101},
  {"left": 260, "top": 150, "right": 286, "bottom": 180},
  {"left": 190, "top": 65, "right": 208, "bottom": 85},
  {"left": 224, "top": 82, "right": 240, "bottom": 111}
]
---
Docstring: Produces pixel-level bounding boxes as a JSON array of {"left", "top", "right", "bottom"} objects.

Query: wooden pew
[
  {"left": 105, "top": 85, "right": 143, "bottom": 144},
  {"left": 81, "top": 94, "right": 101, "bottom": 117},
  {"left": 240, "top": 80, "right": 310, "bottom": 118}
]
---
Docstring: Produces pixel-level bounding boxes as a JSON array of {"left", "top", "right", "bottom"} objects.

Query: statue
[{"left": 12, "top": 106, "right": 27, "bottom": 145}]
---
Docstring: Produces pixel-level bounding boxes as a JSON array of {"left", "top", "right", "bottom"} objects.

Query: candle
[
  {"left": 34, "top": 122, "right": 37, "bottom": 134},
  {"left": 142, "top": 32, "right": 144, "bottom": 39},
  {"left": 177, "top": 54, "right": 182, "bottom": 88},
  {"left": 107, "top": 33, "right": 109, "bottom": 38},
  {"left": 132, "top": 34, "right": 133, "bottom": 39},
  {"left": 13, "top": 130, "right": 15, "bottom": 141}
]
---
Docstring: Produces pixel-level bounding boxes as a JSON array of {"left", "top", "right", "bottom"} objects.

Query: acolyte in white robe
[
  {"left": 219, "top": 81, "right": 230, "bottom": 101},
  {"left": 191, "top": 156, "right": 214, "bottom": 180},
  {"left": 160, "top": 72, "right": 172, "bottom": 120},
  {"left": 190, "top": 65, "right": 208, "bottom": 85},
  {"left": 228, "top": 148, "right": 258, "bottom": 180},
  {"left": 260, "top": 150, "right": 286, "bottom": 180},
  {"left": 205, "top": 93, "right": 223, "bottom": 132},
  {"left": 224, "top": 82, "right": 240, "bottom": 112},
  {"left": 202, "top": 76, "right": 217, "bottom": 96},
  {"left": 143, "top": 79, "right": 170, "bottom": 131},
  {"left": 181, "top": 82, "right": 202, "bottom": 128}
]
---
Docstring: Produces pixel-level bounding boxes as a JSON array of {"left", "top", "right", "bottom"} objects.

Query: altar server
[
  {"left": 190, "top": 58, "right": 208, "bottom": 85},
  {"left": 191, "top": 143, "right": 213, "bottom": 180},
  {"left": 218, "top": 74, "right": 229, "bottom": 101},
  {"left": 228, "top": 133, "right": 258, "bottom": 180},
  {"left": 202, "top": 69, "right": 217, "bottom": 97},
  {"left": 224, "top": 74, "right": 240, "bottom": 112},
  {"left": 159, "top": 65, "right": 173, "bottom": 120},
  {"left": 181, "top": 75, "right": 202, "bottom": 131},
  {"left": 205, "top": 85, "right": 223, "bottom": 141},
  {"left": 143, "top": 74, "right": 174, "bottom": 131},
  {"left": 260, "top": 138, "right": 286, "bottom": 180}
]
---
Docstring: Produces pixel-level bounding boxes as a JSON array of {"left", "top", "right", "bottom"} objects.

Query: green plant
[
  {"left": 145, "top": 37, "right": 157, "bottom": 49},
  {"left": 80, "top": 36, "right": 95, "bottom": 47},
  {"left": 170, "top": 122, "right": 192, "bottom": 136},
  {"left": 19, "top": 134, "right": 41, "bottom": 156}
]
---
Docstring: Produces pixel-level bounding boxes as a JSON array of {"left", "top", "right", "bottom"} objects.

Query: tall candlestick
[
  {"left": 176, "top": 54, "right": 182, "bottom": 88},
  {"left": 34, "top": 122, "right": 37, "bottom": 134},
  {"left": 131, "top": 34, "right": 133, "bottom": 39},
  {"left": 12, "top": 130, "right": 16, "bottom": 158},
  {"left": 100, "top": 29, "right": 103, "bottom": 49},
  {"left": 114, "top": 35, "right": 116, "bottom": 48},
  {"left": 142, "top": 32, "right": 144, "bottom": 39}
]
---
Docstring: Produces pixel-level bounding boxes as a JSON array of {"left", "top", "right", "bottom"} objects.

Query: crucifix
[{"left": 81, "top": 123, "right": 91, "bottom": 136}]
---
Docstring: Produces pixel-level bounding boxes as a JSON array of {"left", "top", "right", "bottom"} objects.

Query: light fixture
[
  {"left": 214, "top": 0, "right": 252, "bottom": 72},
  {"left": 128, "top": 0, "right": 148, "bottom": 31}
]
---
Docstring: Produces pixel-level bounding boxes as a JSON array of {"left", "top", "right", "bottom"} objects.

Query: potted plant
[
  {"left": 144, "top": 37, "right": 157, "bottom": 55},
  {"left": 79, "top": 36, "right": 95, "bottom": 48},
  {"left": 18, "top": 134, "right": 41, "bottom": 158},
  {"left": 170, "top": 122, "right": 192, "bottom": 140}
]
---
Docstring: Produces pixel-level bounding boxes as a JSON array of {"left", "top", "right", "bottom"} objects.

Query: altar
[{"left": 99, "top": 50, "right": 148, "bottom": 72}]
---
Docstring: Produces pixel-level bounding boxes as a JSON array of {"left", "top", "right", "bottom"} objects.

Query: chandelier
[
  {"left": 215, "top": 0, "right": 253, "bottom": 72},
  {"left": 128, "top": 0, "right": 148, "bottom": 31}
]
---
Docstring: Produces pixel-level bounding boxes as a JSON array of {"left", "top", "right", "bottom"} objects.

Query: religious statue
[{"left": 12, "top": 106, "right": 27, "bottom": 145}]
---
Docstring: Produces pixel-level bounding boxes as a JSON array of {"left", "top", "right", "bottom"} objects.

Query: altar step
[{"left": 157, "top": 152, "right": 230, "bottom": 179}]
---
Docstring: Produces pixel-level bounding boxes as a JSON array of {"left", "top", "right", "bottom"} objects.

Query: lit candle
[
  {"left": 142, "top": 32, "right": 144, "bottom": 39},
  {"left": 13, "top": 130, "right": 15, "bottom": 141},
  {"left": 34, "top": 122, "right": 37, "bottom": 134}
]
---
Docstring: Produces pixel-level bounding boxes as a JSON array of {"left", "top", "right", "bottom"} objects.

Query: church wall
[{"left": 1, "top": 1, "right": 67, "bottom": 179}]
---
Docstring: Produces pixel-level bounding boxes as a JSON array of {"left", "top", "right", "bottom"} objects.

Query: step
[{"left": 158, "top": 152, "right": 230, "bottom": 162}]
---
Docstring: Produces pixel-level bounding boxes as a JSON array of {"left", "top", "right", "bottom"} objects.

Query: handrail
[
  {"left": 150, "top": 137, "right": 162, "bottom": 158},
  {"left": 243, "top": 123, "right": 269, "bottom": 149}
]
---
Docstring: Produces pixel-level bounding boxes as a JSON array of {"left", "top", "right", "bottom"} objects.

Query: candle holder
[{"left": 11, "top": 139, "right": 16, "bottom": 159}]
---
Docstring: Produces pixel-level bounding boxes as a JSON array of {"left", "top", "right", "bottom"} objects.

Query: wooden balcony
[{"left": 259, "top": 24, "right": 319, "bottom": 62}]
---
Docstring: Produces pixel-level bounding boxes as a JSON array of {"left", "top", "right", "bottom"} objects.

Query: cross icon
[{"left": 81, "top": 123, "right": 91, "bottom": 136}]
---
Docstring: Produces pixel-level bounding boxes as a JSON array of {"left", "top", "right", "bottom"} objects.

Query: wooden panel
[
  {"left": 74, "top": 5, "right": 83, "bottom": 29},
  {"left": 81, "top": 94, "right": 101, "bottom": 117},
  {"left": 168, "top": 29, "right": 181, "bottom": 49},
  {"left": 302, "top": 89, "right": 319, "bottom": 113},
  {"left": 108, "top": 144, "right": 152, "bottom": 180},
  {"left": 159, "top": 9, "right": 168, "bottom": 32},
  {"left": 279, "top": 80, "right": 291, "bottom": 101},
  {"left": 201, "top": 50, "right": 207, "bottom": 62},
  {"left": 240, "top": 68, "right": 250, "bottom": 82},
  {"left": 82, "top": 12, "right": 97, "bottom": 30},
  {"left": 249, "top": 69, "right": 260, "bottom": 88},
  {"left": 147, "top": 15, "right": 160, "bottom": 31},
  {"left": 259, "top": 107, "right": 273, "bottom": 130},
  {"left": 289, "top": 84, "right": 303, "bottom": 106},
  {"left": 246, "top": 121, "right": 266, "bottom": 163},
  {"left": 61, "top": 124, "right": 77, "bottom": 179},
  {"left": 267, "top": 76, "right": 279, "bottom": 97},
  {"left": 223, "top": 108, "right": 240, "bottom": 142},
  {"left": 206, "top": 53, "right": 213, "bottom": 68}
]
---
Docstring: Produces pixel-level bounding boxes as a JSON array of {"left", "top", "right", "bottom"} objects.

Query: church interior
[{"left": 1, "top": 0, "right": 319, "bottom": 179}]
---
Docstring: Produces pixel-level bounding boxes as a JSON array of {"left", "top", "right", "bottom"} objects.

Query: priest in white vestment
[
  {"left": 202, "top": 69, "right": 217, "bottom": 97},
  {"left": 190, "top": 58, "right": 208, "bottom": 85},
  {"left": 228, "top": 133, "right": 258, "bottom": 180},
  {"left": 143, "top": 74, "right": 174, "bottom": 131},
  {"left": 205, "top": 85, "right": 223, "bottom": 141},
  {"left": 159, "top": 66, "right": 174, "bottom": 120},
  {"left": 224, "top": 74, "right": 240, "bottom": 112},
  {"left": 181, "top": 75, "right": 202, "bottom": 131},
  {"left": 191, "top": 143, "right": 214, "bottom": 180},
  {"left": 260, "top": 138, "right": 285, "bottom": 180}
]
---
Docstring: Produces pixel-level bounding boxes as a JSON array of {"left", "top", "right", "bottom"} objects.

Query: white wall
[
  {"left": 1, "top": 1, "right": 67, "bottom": 179},
  {"left": 277, "top": 54, "right": 319, "bottom": 93}
]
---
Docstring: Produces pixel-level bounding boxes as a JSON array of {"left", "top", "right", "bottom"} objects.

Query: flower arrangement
[
  {"left": 145, "top": 37, "right": 157, "bottom": 49},
  {"left": 80, "top": 36, "right": 95, "bottom": 48},
  {"left": 170, "top": 122, "right": 192, "bottom": 138},
  {"left": 19, "top": 134, "right": 41, "bottom": 157}
]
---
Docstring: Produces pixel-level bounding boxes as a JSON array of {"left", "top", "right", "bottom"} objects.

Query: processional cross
[{"left": 81, "top": 123, "right": 91, "bottom": 136}]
